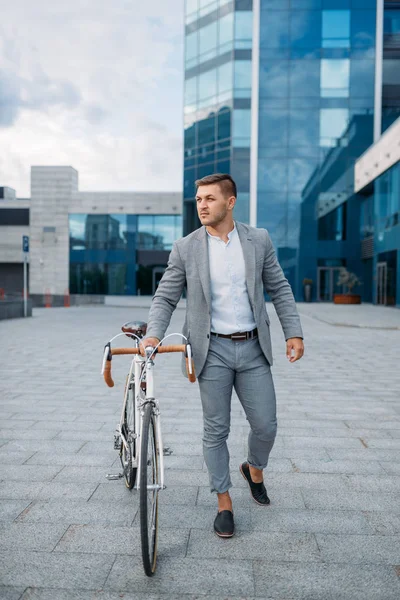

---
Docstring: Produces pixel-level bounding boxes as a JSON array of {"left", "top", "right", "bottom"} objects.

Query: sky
[{"left": 0, "top": 0, "right": 184, "bottom": 197}]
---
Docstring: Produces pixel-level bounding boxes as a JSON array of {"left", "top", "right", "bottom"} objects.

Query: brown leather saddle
[{"left": 121, "top": 321, "right": 147, "bottom": 339}]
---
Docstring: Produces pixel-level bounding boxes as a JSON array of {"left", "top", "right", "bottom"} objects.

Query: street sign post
[{"left": 22, "top": 236, "right": 29, "bottom": 317}]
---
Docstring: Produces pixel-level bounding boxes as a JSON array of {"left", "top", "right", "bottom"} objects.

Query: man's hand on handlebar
[{"left": 140, "top": 337, "right": 160, "bottom": 357}]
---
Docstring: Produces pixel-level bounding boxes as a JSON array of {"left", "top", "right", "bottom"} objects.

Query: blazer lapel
[
  {"left": 194, "top": 227, "right": 211, "bottom": 311},
  {"left": 237, "top": 222, "right": 256, "bottom": 304}
]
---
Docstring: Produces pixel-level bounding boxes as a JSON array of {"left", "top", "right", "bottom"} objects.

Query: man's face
[{"left": 196, "top": 183, "right": 235, "bottom": 227}]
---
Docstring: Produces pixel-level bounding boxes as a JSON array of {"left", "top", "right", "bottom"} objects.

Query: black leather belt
[{"left": 211, "top": 328, "right": 258, "bottom": 341}]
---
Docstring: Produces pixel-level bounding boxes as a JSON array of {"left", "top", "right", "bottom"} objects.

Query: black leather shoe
[
  {"left": 214, "top": 510, "right": 235, "bottom": 538},
  {"left": 240, "top": 462, "right": 270, "bottom": 506}
]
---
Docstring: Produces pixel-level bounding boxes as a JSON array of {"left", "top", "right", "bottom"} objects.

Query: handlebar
[{"left": 103, "top": 344, "right": 196, "bottom": 388}]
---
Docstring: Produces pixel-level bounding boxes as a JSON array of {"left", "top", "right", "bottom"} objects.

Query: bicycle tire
[
  {"left": 120, "top": 383, "right": 137, "bottom": 489},
  {"left": 140, "top": 402, "right": 159, "bottom": 576}
]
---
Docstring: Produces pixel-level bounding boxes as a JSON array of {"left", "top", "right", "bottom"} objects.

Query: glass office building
[
  {"left": 69, "top": 214, "right": 182, "bottom": 295},
  {"left": 183, "top": 0, "right": 400, "bottom": 304}
]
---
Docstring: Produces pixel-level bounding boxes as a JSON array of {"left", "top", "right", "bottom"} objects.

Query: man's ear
[{"left": 228, "top": 196, "right": 236, "bottom": 210}]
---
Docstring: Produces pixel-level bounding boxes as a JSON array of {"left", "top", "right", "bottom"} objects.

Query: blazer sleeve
[
  {"left": 145, "top": 241, "right": 186, "bottom": 341},
  {"left": 261, "top": 230, "right": 304, "bottom": 341}
]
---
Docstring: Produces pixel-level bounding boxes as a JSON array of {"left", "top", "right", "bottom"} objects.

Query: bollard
[
  {"left": 64, "top": 289, "right": 70, "bottom": 308},
  {"left": 45, "top": 289, "right": 52, "bottom": 308},
  {"left": 0, "top": 288, "right": 4, "bottom": 301}
]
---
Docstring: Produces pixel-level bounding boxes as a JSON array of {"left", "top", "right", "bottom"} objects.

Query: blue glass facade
[
  {"left": 69, "top": 214, "right": 182, "bottom": 295},
  {"left": 183, "top": 0, "right": 254, "bottom": 233},
  {"left": 258, "top": 1, "right": 376, "bottom": 299},
  {"left": 183, "top": 0, "right": 400, "bottom": 306}
]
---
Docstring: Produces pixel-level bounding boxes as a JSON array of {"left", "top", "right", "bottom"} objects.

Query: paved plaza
[{"left": 0, "top": 302, "right": 400, "bottom": 599}]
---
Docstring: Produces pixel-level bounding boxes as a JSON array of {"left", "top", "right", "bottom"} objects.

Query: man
[{"left": 142, "top": 173, "right": 304, "bottom": 538}]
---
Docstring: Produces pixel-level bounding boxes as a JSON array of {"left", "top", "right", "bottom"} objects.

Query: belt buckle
[{"left": 231, "top": 332, "right": 247, "bottom": 341}]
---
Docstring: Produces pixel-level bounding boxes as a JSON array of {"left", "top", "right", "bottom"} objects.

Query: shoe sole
[
  {"left": 239, "top": 463, "right": 270, "bottom": 507},
  {"left": 214, "top": 530, "right": 235, "bottom": 538}
]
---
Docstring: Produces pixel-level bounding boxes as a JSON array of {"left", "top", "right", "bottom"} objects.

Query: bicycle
[{"left": 101, "top": 320, "right": 196, "bottom": 576}]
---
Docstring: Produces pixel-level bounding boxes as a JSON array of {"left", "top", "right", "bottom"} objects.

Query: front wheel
[{"left": 140, "top": 402, "right": 159, "bottom": 576}]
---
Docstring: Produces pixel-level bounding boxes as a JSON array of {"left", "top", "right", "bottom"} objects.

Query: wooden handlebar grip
[
  {"left": 185, "top": 357, "right": 197, "bottom": 383},
  {"left": 104, "top": 361, "right": 115, "bottom": 387}
]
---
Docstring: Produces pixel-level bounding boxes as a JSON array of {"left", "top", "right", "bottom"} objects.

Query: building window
[
  {"left": 318, "top": 204, "right": 347, "bottom": 241},
  {"left": 320, "top": 59, "right": 349, "bottom": 98},
  {"left": 319, "top": 108, "right": 349, "bottom": 147},
  {"left": 0, "top": 208, "right": 30, "bottom": 226},
  {"left": 322, "top": 10, "right": 350, "bottom": 48}
]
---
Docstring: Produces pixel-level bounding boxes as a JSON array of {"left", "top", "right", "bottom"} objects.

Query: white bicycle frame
[{"left": 117, "top": 341, "right": 165, "bottom": 492}]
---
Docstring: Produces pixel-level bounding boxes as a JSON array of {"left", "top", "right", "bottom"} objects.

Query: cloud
[{"left": 0, "top": 0, "right": 184, "bottom": 195}]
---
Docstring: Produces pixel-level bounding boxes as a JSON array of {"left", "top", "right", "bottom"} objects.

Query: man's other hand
[
  {"left": 286, "top": 337, "right": 304, "bottom": 363},
  {"left": 140, "top": 337, "right": 160, "bottom": 357}
]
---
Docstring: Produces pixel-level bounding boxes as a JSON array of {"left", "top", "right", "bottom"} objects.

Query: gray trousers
[{"left": 198, "top": 335, "right": 277, "bottom": 493}]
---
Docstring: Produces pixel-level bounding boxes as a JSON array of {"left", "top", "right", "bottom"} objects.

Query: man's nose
[{"left": 198, "top": 199, "right": 207, "bottom": 209}]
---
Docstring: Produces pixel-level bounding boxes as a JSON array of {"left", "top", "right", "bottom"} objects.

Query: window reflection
[
  {"left": 198, "top": 69, "right": 217, "bottom": 101},
  {"left": 259, "top": 60, "right": 289, "bottom": 97},
  {"left": 320, "top": 59, "right": 349, "bottom": 97},
  {"left": 320, "top": 108, "right": 349, "bottom": 146},
  {"left": 290, "top": 10, "right": 321, "bottom": 49},
  {"left": 232, "top": 109, "right": 251, "bottom": 146},
  {"left": 290, "top": 59, "right": 320, "bottom": 97},
  {"left": 260, "top": 10, "right": 289, "bottom": 49},
  {"left": 259, "top": 109, "right": 289, "bottom": 147},
  {"left": 199, "top": 21, "right": 218, "bottom": 60},
  {"left": 322, "top": 10, "right": 350, "bottom": 48},
  {"left": 234, "top": 61, "right": 252, "bottom": 89},
  {"left": 137, "top": 216, "right": 182, "bottom": 251},
  {"left": 235, "top": 11, "right": 253, "bottom": 41},
  {"left": 218, "top": 62, "right": 233, "bottom": 94},
  {"left": 219, "top": 12, "right": 234, "bottom": 47}
]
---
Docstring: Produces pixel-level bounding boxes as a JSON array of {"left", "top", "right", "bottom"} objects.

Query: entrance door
[
  {"left": 376, "top": 262, "right": 387, "bottom": 305},
  {"left": 317, "top": 267, "right": 343, "bottom": 301},
  {"left": 152, "top": 267, "right": 165, "bottom": 295}
]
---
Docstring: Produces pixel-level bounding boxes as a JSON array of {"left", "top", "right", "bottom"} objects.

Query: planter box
[{"left": 333, "top": 294, "right": 361, "bottom": 305}]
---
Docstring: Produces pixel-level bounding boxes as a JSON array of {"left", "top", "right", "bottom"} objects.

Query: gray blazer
[{"left": 146, "top": 221, "right": 303, "bottom": 377}]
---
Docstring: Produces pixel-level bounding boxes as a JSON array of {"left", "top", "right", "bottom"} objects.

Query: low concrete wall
[
  {"left": 0, "top": 300, "right": 32, "bottom": 320},
  {"left": 30, "top": 294, "right": 105, "bottom": 307}
]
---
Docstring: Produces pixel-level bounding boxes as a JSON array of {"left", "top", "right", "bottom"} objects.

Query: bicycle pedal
[
  {"left": 105, "top": 473, "right": 123, "bottom": 480},
  {"left": 114, "top": 434, "right": 122, "bottom": 450}
]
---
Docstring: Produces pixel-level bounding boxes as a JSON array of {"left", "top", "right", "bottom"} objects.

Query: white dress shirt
[{"left": 207, "top": 222, "right": 257, "bottom": 334}]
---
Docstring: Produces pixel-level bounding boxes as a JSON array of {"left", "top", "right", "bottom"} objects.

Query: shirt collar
[{"left": 206, "top": 222, "right": 237, "bottom": 242}]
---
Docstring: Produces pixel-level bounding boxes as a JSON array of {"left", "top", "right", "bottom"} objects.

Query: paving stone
[
  {"left": 345, "top": 475, "right": 400, "bottom": 493},
  {"left": 0, "top": 587, "right": 26, "bottom": 600},
  {"left": 15, "top": 500, "right": 137, "bottom": 526},
  {"left": 54, "top": 524, "right": 189, "bottom": 557},
  {"left": 0, "top": 550, "right": 115, "bottom": 589},
  {"left": 302, "top": 489, "right": 400, "bottom": 512},
  {"left": 250, "top": 508, "right": 374, "bottom": 534},
  {"left": 0, "top": 499, "right": 33, "bottom": 521},
  {"left": 253, "top": 561, "right": 400, "bottom": 599},
  {"left": 34, "top": 482, "right": 99, "bottom": 501},
  {"left": 52, "top": 466, "right": 113, "bottom": 482},
  {"left": 0, "top": 522, "right": 68, "bottom": 551},
  {"left": 0, "top": 451, "right": 36, "bottom": 465},
  {"left": 363, "top": 512, "right": 400, "bottom": 535},
  {"left": 0, "top": 482, "right": 46, "bottom": 500},
  {"left": 316, "top": 533, "right": 400, "bottom": 565},
  {"left": 24, "top": 452, "right": 116, "bottom": 467},
  {"left": 187, "top": 529, "right": 321, "bottom": 562},
  {"left": 0, "top": 430, "right": 59, "bottom": 441},
  {"left": 289, "top": 458, "right": 386, "bottom": 475},
  {"left": 1, "top": 440, "right": 85, "bottom": 452},
  {"left": 104, "top": 556, "right": 255, "bottom": 595},
  {"left": 0, "top": 465, "right": 62, "bottom": 482},
  {"left": 154, "top": 503, "right": 251, "bottom": 530}
]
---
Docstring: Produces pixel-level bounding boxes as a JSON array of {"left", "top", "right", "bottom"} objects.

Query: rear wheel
[
  {"left": 140, "top": 402, "right": 159, "bottom": 576},
  {"left": 120, "top": 383, "right": 137, "bottom": 489}
]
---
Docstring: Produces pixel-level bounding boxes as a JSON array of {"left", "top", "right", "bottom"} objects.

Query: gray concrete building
[{"left": 0, "top": 167, "right": 182, "bottom": 303}]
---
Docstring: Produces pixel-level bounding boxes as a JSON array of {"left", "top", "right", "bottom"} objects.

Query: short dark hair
[{"left": 195, "top": 173, "right": 237, "bottom": 199}]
